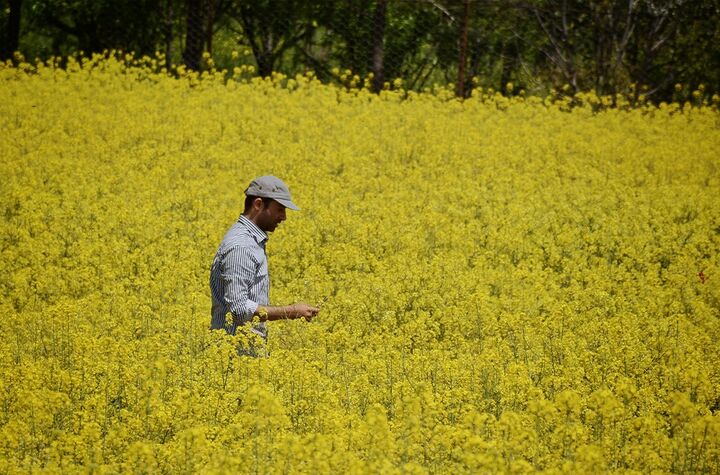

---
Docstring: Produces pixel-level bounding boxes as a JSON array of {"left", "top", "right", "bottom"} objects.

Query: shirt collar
[{"left": 239, "top": 215, "right": 268, "bottom": 245}]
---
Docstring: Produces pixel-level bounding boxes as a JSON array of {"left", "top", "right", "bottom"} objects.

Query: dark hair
[{"left": 243, "top": 195, "right": 273, "bottom": 213}]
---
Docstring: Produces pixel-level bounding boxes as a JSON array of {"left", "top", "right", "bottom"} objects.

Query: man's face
[{"left": 256, "top": 199, "right": 286, "bottom": 233}]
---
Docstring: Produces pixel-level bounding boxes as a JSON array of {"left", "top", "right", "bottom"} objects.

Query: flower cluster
[{"left": 1, "top": 56, "right": 719, "bottom": 473}]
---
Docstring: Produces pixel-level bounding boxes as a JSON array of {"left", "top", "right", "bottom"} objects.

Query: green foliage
[
  {"left": 21, "top": 0, "right": 166, "bottom": 56},
  {"left": 7, "top": 0, "right": 720, "bottom": 102}
]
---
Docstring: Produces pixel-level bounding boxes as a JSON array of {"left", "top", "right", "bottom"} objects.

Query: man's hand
[{"left": 290, "top": 303, "right": 320, "bottom": 321}]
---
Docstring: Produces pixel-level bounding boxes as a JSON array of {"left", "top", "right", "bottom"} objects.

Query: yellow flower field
[{"left": 1, "top": 55, "right": 719, "bottom": 473}]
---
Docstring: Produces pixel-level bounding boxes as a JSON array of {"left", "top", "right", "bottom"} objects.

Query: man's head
[{"left": 242, "top": 176, "right": 299, "bottom": 233}]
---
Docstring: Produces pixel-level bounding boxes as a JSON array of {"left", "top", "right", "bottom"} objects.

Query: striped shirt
[{"left": 209, "top": 215, "right": 270, "bottom": 339}]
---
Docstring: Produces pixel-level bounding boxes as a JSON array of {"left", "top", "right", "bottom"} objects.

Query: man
[{"left": 209, "top": 175, "right": 319, "bottom": 349}]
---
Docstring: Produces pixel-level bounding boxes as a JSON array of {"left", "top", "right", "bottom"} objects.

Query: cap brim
[{"left": 274, "top": 198, "right": 300, "bottom": 211}]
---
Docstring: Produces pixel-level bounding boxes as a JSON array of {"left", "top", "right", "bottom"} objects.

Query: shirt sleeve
[{"left": 221, "top": 245, "right": 260, "bottom": 323}]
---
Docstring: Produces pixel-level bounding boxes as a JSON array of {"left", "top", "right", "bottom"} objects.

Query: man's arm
[
  {"left": 222, "top": 246, "right": 320, "bottom": 323},
  {"left": 254, "top": 303, "right": 320, "bottom": 322}
]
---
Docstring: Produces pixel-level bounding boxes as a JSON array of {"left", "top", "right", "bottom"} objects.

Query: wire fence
[
  {"left": 6, "top": 0, "right": 717, "bottom": 101},
  {"left": 173, "top": 0, "right": 720, "bottom": 101},
  {"left": 179, "top": 0, "right": 484, "bottom": 95}
]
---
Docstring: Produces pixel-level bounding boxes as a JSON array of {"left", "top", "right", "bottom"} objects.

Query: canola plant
[{"left": 1, "top": 54, "right": 719, "bottom": 473}]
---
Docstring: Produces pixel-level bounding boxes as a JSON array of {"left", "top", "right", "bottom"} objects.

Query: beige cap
[{"left": 244, "top": 175, "right": 300, "bottom": 210}]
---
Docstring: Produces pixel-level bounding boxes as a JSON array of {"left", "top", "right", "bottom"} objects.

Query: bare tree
[
  {"left": 628, "top": 0, "right": 681, "bottom": 98},
  {"left": 230, "top": 0, "right": 321, "bottom": 78},
  {"left": 516, "top": 0, "right": 687, "bottom": 98},
  {"left": 528, "top": 0, "right": 581, "bottom": 92}
]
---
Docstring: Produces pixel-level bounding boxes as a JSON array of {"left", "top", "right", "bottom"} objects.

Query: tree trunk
[
  {"left": 256, "top": 50, "right": 274, "bottom": 77},
  {"left": 346, "top": 0, "right": 359, "bottom": 74},
  {"left": 456, "top": 0, "right": 471, "bottom": 97},
  {"left": 3, "top": 0, "right": 22, "bottom": 60},
  {"left": 370, "top": 0, "right": 387, "bottom": 93},
  {"left": 205, "top": 0, "right": 215, "bottom": 55},
  {"left": 183, "top": 0, "right": 205, "bottom": 70},
  {"left": 238, "top": 4, "right": 275, "bottom": 78},
  {"left": 500, "top": 41, "right": 518, "bottom": 94},
  {"left": 163, "top": 0, "right": 174, "bottom": 68}
]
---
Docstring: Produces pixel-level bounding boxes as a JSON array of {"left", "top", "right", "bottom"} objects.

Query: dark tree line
[{"left": 2, "top": 0, "right": 718, "bottom": 101}]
